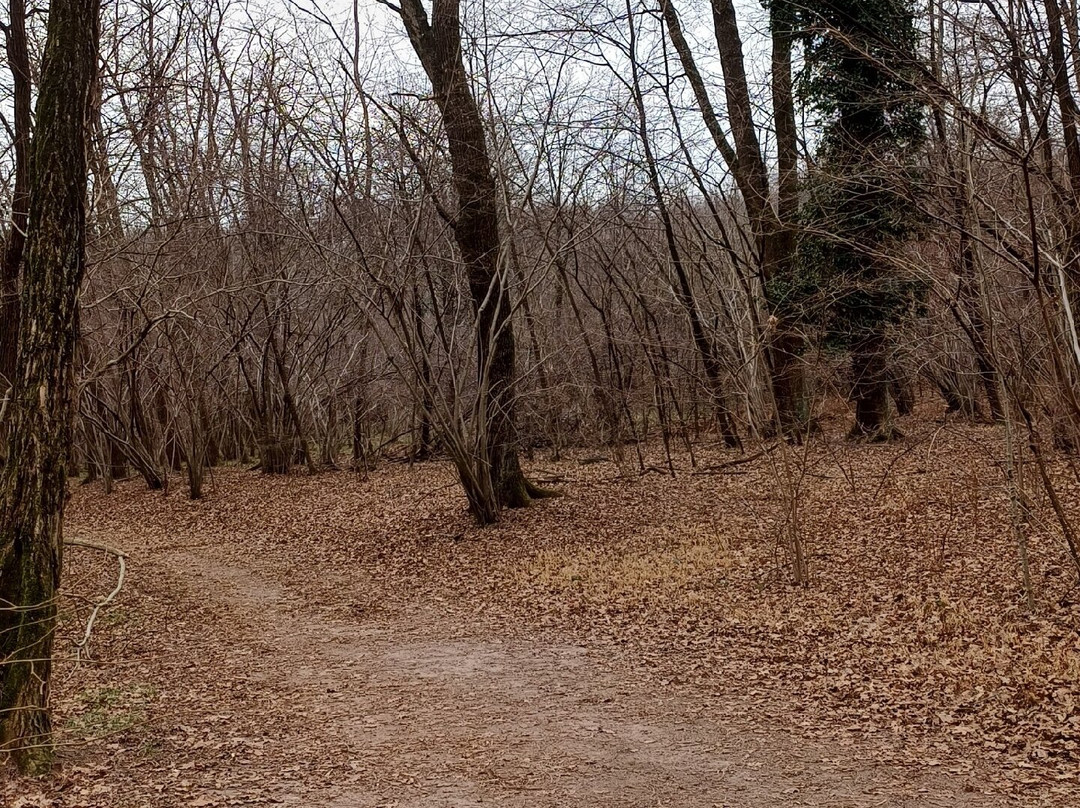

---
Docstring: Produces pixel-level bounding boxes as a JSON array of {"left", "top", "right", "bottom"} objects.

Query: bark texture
[
  {"left": 396, "top": 0, "right": 547, "bottom": 523},
  {"left": 0, "top": 0, "right": 31, "bottom": 393},
  {"left": 850, "top": 335, "right": 891, "bottom": 438},
  {"left": 0, "top": 0, "right": 99, "bottom": 773}
]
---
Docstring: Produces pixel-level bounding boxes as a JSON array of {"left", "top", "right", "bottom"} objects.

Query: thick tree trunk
[
  {"left": 766, "top": 2, "right": 807, "bottom": 435},
  {"left": 850, "top": 336, "right": 893, "bottom": 439},
  {"left": 397, "top": 0, "right": 551, "bottom": 523},
  {"left": 0, "top": 0, "right": 99, "bottom": 773},
  {"left": 1045, "top": 0, "right": 1080, "bottom": 215}
]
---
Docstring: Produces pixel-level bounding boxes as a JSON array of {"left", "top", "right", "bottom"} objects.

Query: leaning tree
[{"left": 385, "top": 0, "right": 554, "bottom": 524}]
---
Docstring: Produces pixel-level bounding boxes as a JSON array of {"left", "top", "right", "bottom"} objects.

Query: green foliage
[
  {"left": 798, "top": 1, "right": 925, "bottom": 154},
  {"left": 783, "top": 0, "right": 928, "bottom": 347}
]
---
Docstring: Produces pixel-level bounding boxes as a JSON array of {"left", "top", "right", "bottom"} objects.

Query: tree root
[{"left": 523, "top": 477, "right": 562, "bottom": 501}]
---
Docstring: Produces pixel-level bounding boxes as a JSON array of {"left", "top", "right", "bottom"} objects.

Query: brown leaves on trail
[
  {"left": 499, "top": 420, "right": 1080, "bottom": 791},
  {"left": 10, "top": 413, "right": 1080, "bottom": 805}
]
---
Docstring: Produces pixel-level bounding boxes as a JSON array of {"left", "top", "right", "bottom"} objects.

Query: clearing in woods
[{"left": 4, "top": 418, "right": 1079, "bottom": 806}]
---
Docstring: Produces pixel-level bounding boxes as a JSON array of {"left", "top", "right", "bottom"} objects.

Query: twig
[
  {"left": 65, "top": 538, "right": 128, "bottom": 662},
  {"left": 639, "top": 464, "right": 671, "bottom": 476}
]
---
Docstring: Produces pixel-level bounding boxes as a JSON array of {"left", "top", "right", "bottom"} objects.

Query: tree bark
[
  {"left": 0, "top": 0, "right": 32, "bottom": 394},
  {"left": 766, "top": 1, "right": 806, "bottom": 434},
  {"left": 395, "top": 0, "right": 549, "bottom": 523},
  {"left": 851, "top": 336, "right": 892, "bottom": 439},
  {"left": 0, "top": 0, "right": 99, "bottom": 773}
]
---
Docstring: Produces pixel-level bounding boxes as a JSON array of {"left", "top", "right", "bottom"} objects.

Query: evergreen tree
[{"left": 793, "top": 0, "right": 927, "bottom": 437}]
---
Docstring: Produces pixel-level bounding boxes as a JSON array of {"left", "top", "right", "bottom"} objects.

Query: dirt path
[
  {"left": 14, "top": 443, "right": 1080, "bottom": 806},
  {"left": 63, "top": 536, "right": 995, "bottom": 808}
]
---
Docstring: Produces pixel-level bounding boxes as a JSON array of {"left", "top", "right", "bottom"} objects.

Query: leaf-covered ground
[{"left": 4, "top": 413, "right": 1080, "bottom": 805}]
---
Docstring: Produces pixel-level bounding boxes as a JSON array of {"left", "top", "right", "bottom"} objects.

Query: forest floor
[{"left": 4, "top": 409, "right": 1080, "bottom": 806}]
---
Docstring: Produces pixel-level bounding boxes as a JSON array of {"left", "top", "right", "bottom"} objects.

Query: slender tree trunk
[
  {"left": 264, "top": 317, "right": 316, "bottom": 474},
  {"left": 928, "top": 1, "right": 1001, "bottom": 421},
  {"left": 0, "top": 0, "right": 99, "bottom": 773},
  {"left": 957, "top": 223, "right": 1004, "bottom": 420},
  {"left": 0, "top": 0, "right": 32, "bottom": 394},
  {"left": 626, "top": 2, "right": 740, "bottom": 448},
  {"left": 351, "top": 386, "right": 369, "bottom": 474},
  {"left": 321, "top": 395, "right": 338, "bottom": 468},
  {"left": 122, "top": 309, "right": 166, "bottom": 488},
  {"left": 661, "top": 0, "right": 804, "bottom": 434},
  {"left": 411, "top": 284, "right": 436, "bottom": 461}
]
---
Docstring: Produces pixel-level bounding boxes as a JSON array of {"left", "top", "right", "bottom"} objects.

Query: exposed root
[{"left": 523, "top": 477, "right": 562, "bottom": 501}]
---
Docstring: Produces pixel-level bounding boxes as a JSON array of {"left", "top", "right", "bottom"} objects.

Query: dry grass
[{"left": 527, "top": 525, "right": 736, "bottom": 613}]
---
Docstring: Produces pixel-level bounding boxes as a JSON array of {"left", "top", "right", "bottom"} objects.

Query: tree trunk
[
  {"left": 766, "top": 2, "right": 807, "bottom": 435},
  {"left": 396, "top": 0, "right": 550, "bottom": 523},
  {"left": 626, "top": 2, "right": 740, "bottom": 448},
  {"left": 929, "top": 5, "right": 1002, "bottom": 422},
  {"left": 351, "top": 387, "right": 368, "bottom": 474},
  {"left": 264, "top": 304, "right": 316, "bottom": 474},
  {"left": 851, "top": 336, "right": 892, "bottom": 439},
  {"left": 0, "top": 0, "right": 32, "bottom": 394},
  {"left": 321, "top": 395, "right": 339, "bottom": 468},
  {"left": 0, "top": 0, "right": 99, "bottom": 773},
  {"left": 411, "top": 283, "right": 436, "bottom": 461},
  {"left": 661, "top": 0, "right": 805, "bottom": 435},
  {"left": 956, "top": 224, "right": 1003, "bottom": 420}
]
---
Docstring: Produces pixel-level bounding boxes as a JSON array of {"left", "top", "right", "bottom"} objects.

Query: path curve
[{"left": 122, "top": 540, "right": 1000, "bottom": 808}]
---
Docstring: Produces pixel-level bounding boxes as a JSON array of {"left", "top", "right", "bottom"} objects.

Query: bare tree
[{"left": 387, "top": 0, "right": 554, "bottom": 523}]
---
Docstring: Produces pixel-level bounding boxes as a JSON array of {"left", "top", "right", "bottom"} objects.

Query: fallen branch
[
  {"left": 640, "top": 464, "right": 674, "bottom": 476},
  {"left": 65, "top": 538, "right": 128, "bottom": 662},
  {"left": 577, "top": 456, "right": 610, "bottom": 466},
  {"left": 692, "top": 444, "right": 777, "bottom": 475}
]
